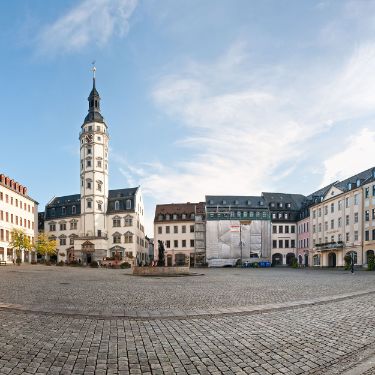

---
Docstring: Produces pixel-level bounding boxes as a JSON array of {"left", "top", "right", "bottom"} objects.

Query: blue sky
[{"left": 1, "top": 0, "right": 375, "bottom": 234}]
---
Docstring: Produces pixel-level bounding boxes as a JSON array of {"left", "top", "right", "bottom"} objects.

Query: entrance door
[
  {"left": 86, "top": 254, "right": 92, "bottom": 264},
  {"left": 328, "top": 252, "right": 336, "bottom": 267},
  {"left": 304, "top": 254, "right": 308, "bottom": 267}
]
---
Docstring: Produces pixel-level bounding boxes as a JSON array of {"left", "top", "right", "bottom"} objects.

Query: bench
[{"left": 0, "top": 261, "right": 7, "bottom": 266}]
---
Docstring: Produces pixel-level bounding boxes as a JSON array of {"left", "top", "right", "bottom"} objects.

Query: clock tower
[{"left": 78, "top": 67, "right": 110, "bottom": 260}]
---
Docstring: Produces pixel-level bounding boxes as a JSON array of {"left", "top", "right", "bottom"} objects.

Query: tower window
[
  {"left": 98, "top": 202, "right": 102, "bottom": 211},
  {"left": 87, "top": 160, "right": 91, "bottom": 167},
  {"left": 87, "top": 181, "right": 91, "bottom": 189},
  {"left": 72, "top": 205, "right": 76, "bottom": 214},
  {"left": 115, "top": 201, "right": 120, "bottom": 210},
  {"left": 87, "top": 148, "right": 92, "bottom": 154},
  {"left": 90, "top": 100, "right": 94, "bottom": 108},
  {"left": 87, "top": 200, "right": 92, "bottom": 208},
  {"left": 97, "top": 160, "right": 102, "bottom": 167},
  {"left": 95, "top": 100, "right": 98, "bottom": 108}
]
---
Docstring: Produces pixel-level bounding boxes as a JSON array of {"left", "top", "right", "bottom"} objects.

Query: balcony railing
[{"left": 315, "top": 241, "right": 344, "bottom": 251}]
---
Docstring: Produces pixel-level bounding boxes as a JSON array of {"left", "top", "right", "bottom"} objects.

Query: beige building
[
  {"left": 363, "top": 176, "right": 375, "bottom": 264},
  {"left": 0, "top": 173, "right": 38, "bottom": 263},
  {"left": 154, "top": 203, "right": 204, "bottom": 266},
  {"left": 309, "top": 169, "right": 375, "bottom": 267}
]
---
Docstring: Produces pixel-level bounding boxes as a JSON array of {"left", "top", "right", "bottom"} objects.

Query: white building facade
[
  {"left": 0, "top": 174, "right": 38, "bottom": 263},
  {"left": 43, "top": 72, "right": 148, "bottom": 265}
]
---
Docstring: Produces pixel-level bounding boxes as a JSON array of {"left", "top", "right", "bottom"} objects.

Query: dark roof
[
  {"left": 334, "top": 167, "right": 375, "bottom": 192},
  {"left": 262, "top": 192, "right": 306, "bottom": 211},
  {"left": 108, "top": 187, "right": 139, "bottom": 198},
  {"left": 306, "top": 182, "right": 337, "bottom": 200},
  {"left": 205, "top": 195, "right": 266, "bottom": 209},
  {"left": 107, "top": 187, "right": 139, "bottom": 213},
  {"left": 83, "top": 78, "right": 105, "bottom": 125},
  {"left": 45, "top": 194, "right": 81, "bottom": 220}
]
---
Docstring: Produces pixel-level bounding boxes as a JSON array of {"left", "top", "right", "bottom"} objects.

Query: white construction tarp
[{"left": 206, "top": 220, "right": 271, "bottom": 266}]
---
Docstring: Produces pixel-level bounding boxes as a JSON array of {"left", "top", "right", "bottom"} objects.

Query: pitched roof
[
  {"left": 205, "top": 195, "right": 266, "bottom": 209},
  {"left": 155, "top": 202, "right": 202, "bottom": 218}
]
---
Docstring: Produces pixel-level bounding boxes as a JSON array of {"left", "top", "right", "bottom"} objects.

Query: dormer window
[
  {"left": 115, "top": 201, "right": 120, "bottom": 210},
  {"left": 209, "top": 200, "right": 214, "bottom": 204},
  {"left": 158, "top": 214, "right": 163, "bottom": 221},
  {"left": 166, "top": 214, "right": 170, "bottom": 220},
  {"left": 72, "top": 205, "right": 76, "bottom": 214},
  {"left": 348, "top": 182, "right": 352, "bottom": 190},
  {"left": 234, "top": 200, "right": 239, "bottom": 205},
  {"left": 247, "top": 200, "right": 251, "bottom": 205},
  {"left": 182, "top": 214, "right": 186, "bottom": 219},
  {"left": 126, "top": 199, "right": 132, "bottom": 210},
  {"left": 356, "top": 179, "right": 360, "bottom": 187},
  {"left": 62, "top": 207, "right": 66, "bottom": 215},
  {"left": 222, "top": 200, "right": 226, "bottom": 204},
  {"left": 173, "top": 214, "right": 177, "bottom": 220},
  {"left": 259, "top": 201, "right": 264, "bottom": 206}
]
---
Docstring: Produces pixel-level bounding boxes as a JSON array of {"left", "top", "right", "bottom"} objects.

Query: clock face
[{"left": 85, "top": 134, "right": 93, "bottom": 143}]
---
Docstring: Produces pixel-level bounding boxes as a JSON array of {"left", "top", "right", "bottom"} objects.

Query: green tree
[
  {"left": 368, "top": 253, "right": 375, "bottom": 271},
  {"left": 9, "top": 228, "right": 32, "bottom": 265},
  {"left": 35, "top": 233, "right": 57, "bottom": 262}
]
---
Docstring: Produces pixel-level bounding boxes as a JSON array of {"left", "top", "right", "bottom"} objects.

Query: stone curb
[{"left": 1, "top": 288, "right": 375, "bottom": 320}]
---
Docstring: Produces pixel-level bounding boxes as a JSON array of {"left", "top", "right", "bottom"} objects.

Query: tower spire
[{"left": 83, "top": 62, "right": 104, "bottom": 125}]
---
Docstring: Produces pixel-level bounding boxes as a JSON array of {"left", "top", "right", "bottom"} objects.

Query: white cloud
[
  {"left": 120, "top": 40, "right": 375, "bottom": 222},
  {"left": 36, "top": 0, "right": 137, "bottom": 56},
  {"left": 321, "top": 128, "right": 375, "bottom": 186}
]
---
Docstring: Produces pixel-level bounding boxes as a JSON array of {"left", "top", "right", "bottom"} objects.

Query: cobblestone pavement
[
  {"left": 1, "top": 265, "right": 375, "bottom": 315},
  {"left": 1, "top": 266, "right": 375, "bottom": 374}
]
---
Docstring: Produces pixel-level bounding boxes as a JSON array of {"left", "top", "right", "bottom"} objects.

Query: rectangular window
[
  {"left": 182, "top": 225, "right": 186, "bottom": 233},
  {"left": 273, "top": 240, "right": 277, "bottom": 248},
  {"left": 330, "top": 219, "right": 334, "bottom": 229},
  {"left": 182, "top": 240, "right": 186, "bottom": 247},
  {"left": 331, "top": 203, "right": 334, "bottom": 212},
  {"left": 365, "top": 210, "right": 370, "bottom": 221},
  {"left": 338, "top": 217, "right": 342, "bottom": 227},
  {"left": 346, "top": 232, "right": 350, "bottom": 242},
  {"left": 318, "top": 208, "right": 322, "bottom": 217},
  {"left": 278, "top": 240, "right": 283, "bottom": 248},
  {"left": 285, "top": 226, "right": 289, "bottom": 234},
  {"left": 291, "top": 225, "right": 295, "bottom": 234},
  {"left": 285, "top": 240, "right": 289, "bottom": 248},
  {"left": 372, "top": 208, "right": 375, "bottom": 220},
  {"left": 60, "top": 223, "right": 66, "bottom": 231},
  {"left": 166, "top": 240, "right": 170, "bottom": 248},
  {"left": 272, "top": 225, "right": 277, "bottom": 234},
  {"left": 166, "top": 226, "right": 170, "bottom": 234},
  {"left": 86, "top": 160, "right": 91, "bottom": 167},
  {"left": 365, "top": 187, "right": 370, "bottom": 199},
  {"left": 354, "top": 230, "right": 358, "bottom": 241},
  {"left": 190, "top": 225, "right": 194, "bottom": 233},
  {"left": 60, "top": 238, "right": 66, "bottom": 246},
  {"left": 291, "top": 239, "right": 295, "bottom": 248},
  {"left": 318, "top": 223, "right": 322, "bottom": 232},
  {"left": 338, "top": 200, "right": 342, "bottom": 210},
  {"left": 174, "top": 226, "right": 178, "bottom": 234},
  {"left": 174, "top": 240, "right": 178, "bottom": 248},
  {"left": 158, "top": 226, "right": 162, "bottom": 234},
  {"left": 313, "top": 225, "right": 316, "bottom": 233},
  {"left": 313, "top": 210, "right": 316, "bottom": 219},
  {"left": 345, "top": 197, "right": 349, "bottom": 208},
  {"left": 324, "top": 221, "right": 328, "bottom": 231},
  {"left": 365, "top": 231, "right": 369, "bottom": 241},
  {"left": 324, "top": 206, "right": 328, "bottom": 215},
  {"left": 373, "top": 229, "right": 375, "bottom": 241},
  {"left": 354, "top": 212, "right": 358, "bottom": 223},
  {"left": 278, "top": 225, "right": 283, "bottom": 233},
  {"left": 354, "top": 194, "right": 358, "bottom": 205},
  {"left": 346, "top": 215, "right": 349, "bottom": 225},
  {"left": 190, "top": 239, "right": 194, "bottom": 247},
  {"left": 87, "top": 200, "right": 92, "bottom": 208}
]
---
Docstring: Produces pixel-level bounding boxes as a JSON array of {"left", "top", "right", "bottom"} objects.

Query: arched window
[
  {"left": 115, "top": 201, "right": 120, "bottom": 210},
  {"left": 72, "top": 205, "right": 76, "bottom": 214},
  {"left": 126, "top": 199, "right": 132, "bottom": 210}
]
